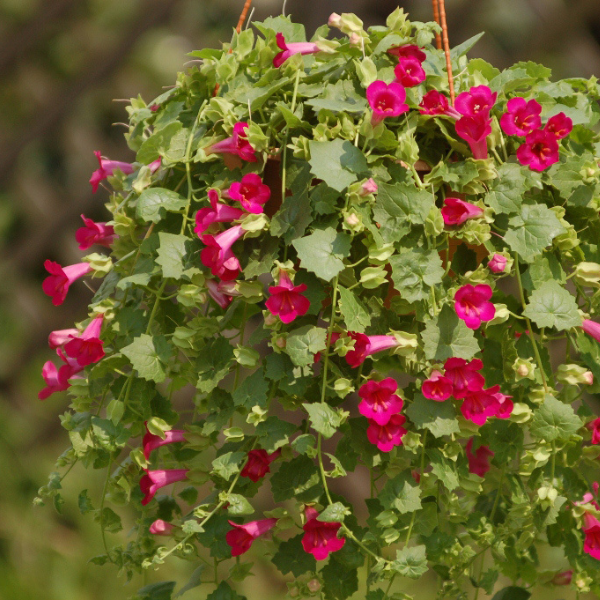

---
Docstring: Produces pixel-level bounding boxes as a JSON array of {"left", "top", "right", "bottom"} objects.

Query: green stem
[
  {"left": 317, "top": 433, "right": 333, "bottom": 505},
  {"left": 382, "top": 574, "right": 397, "bottom": 600},
  {"left": 99, "top": 456, "right": 114, "bottom": 560},
  {"left": 320, "top": 276, "right": 339, "bottom": 405},
  {"left": 514, "top": 253, "right": 549, "bottom": 392},
  {"left": 405, "top": 430, "right": 428, "bottom": 544}
]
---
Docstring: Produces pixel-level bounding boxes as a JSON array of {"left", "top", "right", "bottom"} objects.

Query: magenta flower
[
  {"left": 455, "top": 114, "right": 492, "bottom": 160},
  {"left": 89, "top": 151, "right": 135, "bottom": 193},
  {"left": 545, "top": 112, "right": 573, "bottom": 140},
  {"left": 590, "top": 417, "right": 600, "bottom": 445},
  {"left": 149, "top": 520, "right": 175, "bottom": 535},
  {"left": 344, "top": 332, "right": 401, "bottom": 368},
  {"left": 143, "top": 425, "right": 186, "bottom": 460},
  {"left": 48, "top": 328, "right": 79, "bottom": 349},
  {"left": 226, "top": 173, "right": 271, "bottom": 214},
  {"left": 358, "top": 378, "right": 404, "bottom": 425},
  {"left": 551, "top": 571, "right": 573, "bottom": 586},
  {"left": 583, "top": 320, "right": 600, "bottom": 344},
  {"left": 422, "top": 371, "right": 453, "bottom": 402},
  {"left": 443, "top": 358, "right": 485, "bottom": 399},
  {"left": 273, "top": 33, "right": 320, "bottom": 68},
  {"left": 492, "top": 389, "right": 513, "bottom": 419},
  {"left": 500, "top": 97, "right": 542, "bottom": 137},
  {"left": 583, "top": 512, "right": 600, "bottom": 560},
  {"left": 360, "top": 178, "right": 378, "bottom": 195},
  {"left": 394, "top": 57, "right": 426, "bottom": 88},
  {"left": 226, "top": 518, "right": 278, "bottom": 557},
  {"left": 240, "top": 449, "right": 281, "bottom": 482},
  {"left": 488, "top": 254, "right": 508, "bottom": 273},
  {"left": 265, "top": 271, "right": 310, "bottom": 324},
  {"left": 454, "top": 284, "right": 495, "bottom": 330},
  {"left": 63, "top": 314, "right": 105, "bottom": 367},
  {"left": 461, "top": 385, "right": 505, "bottom": 426},
  {"left": 516, "top": 129, "right": 560, "bottom": 172},
  {"left": 139, "top": 468, "right": 188, "bottom": 506},
  {"left": 301, "top": 506, "right": 345, "bottom": 560},
  {"left": 418, "top": 90, "right": 460, "bottom": 118},
  {"left": 194, "top": 190, "right": 244, "bottom": 237},
  {"left": 76, "top": 215, "right": 117, "bottom": 251},
  {"left": 455, "top": 85, "right": 497, "bottom": 118},
  {"left": 206, "top": 122, "right": 257, "bottom": 163},
  {"left": 465, "top": 437, "right": 494, "bottom": 477},
  {"left": 366, "top": 80, "right": 409, "bottom": 126},
  {"left": 38, "top": 361, "right": 80, "bottom": 400},
  {"left": 441, "top": 197, "right": 484, "bottom": 226},
  {"left": 206, "top": 279, "right": 233, "bottom": 309},
  {"left": 200, "top": 225, "right": 244, "bottom": 281},
  {"left": 366, "top": 414, "right": 407, "bottom": 452},
  {"left": 42, "top": 260, "right": 93, "bottom": 306},
  {"left": 388, "top": 44, "right": 426, "bottom": 63}
]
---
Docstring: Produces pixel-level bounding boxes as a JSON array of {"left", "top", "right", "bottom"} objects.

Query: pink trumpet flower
[
  {"left": 583, "top": 512, "right": 600, "bottom": 560},
  {"left": 422, "top": 370, "right": 453, "bottom": 401},
  {"left": 139, "top": 468, "right": 188, "bottom": 506},
  {"left": 455, "top": 114, "right": 492, "bottom": 160},
  {"left": 240, "top": 449, "right": 281, "bottom": 482},
  {"left": 466, "top": 437, "right": 494, "bottom": 477},
  {"left": 388, "top": 44, "right": 426, "bottom": 63},
  {"left": 63, "top": 315, "right": 105, "bottom": 367},
  {"left": 358, "top": 378, "right": 404, "bottom": 425},
  {"left": 206, "top": 122, "right": 257, "bottom": 163},
  {"left": 443, "top": 358, "right": 485, "bottom": 399},
  {"left": 194, "top": 190, "right": 245, "bottom": 236},
  {"left": 441, "top": 197, "right": 484, "bottom": 226},
  {"left": 366, "top": 414, "right": 407, "bottom": 452},
  {"left": 590, "top": 417, "right": 600, "bottom": 445},
  {"left": 394, "top": 57, "right": 426, "bottom": 88},
  {"left": 143, "top": 424, "right": 186, "bottom": 460},
  {"left": 89, "top": 151, "right": 135, "bottom": 193},
  {"left": 516, "top": 129, "right": 560, "bottom": 172},
  {"left": 226, "top": 518, "right": 278, "bottom": 557},
  {"left": 76, "top": 215, "right": 117, "bottom": 250},
  {"left": 42, "top": 260, "right": 93, "bottom": 306},
  {"left": 500, "top": 97, "right": 542, "bottom": 137},
  {"left": 273, "top": 33, "right": 320, "bottom": 68},
  {"left": 302, "top": 507, "right": 345, "bottom": 560},
  {"left": 360, "top": 178, "right": 378, "bottom": 195},
  {"left": 149, "top": 520, "right": 175, "bottom": 535},
  {"left": 454, "top": 284, "right": 495, "bottom": 330},
  {"left": 206, "top": 279, "right": 233, "bottom": 309},
  {"left": 344, "top": 332, "right": 402, "bottom": 368},
  {"left": 461, "top": 385, "right": 506, "bottom": 426},
  {"left": 265, "top": 270, "right": 310, "bottom": 324},
  {"left": 38, "top": 361, "right": 80, "bottom": 400},
  {"left": 200, "top": 225, "right": 245, "bottom": 281},
  {"left": 455, "top": 85, "right": 497, "bottom": 118},
  {"left": 366, "top": 80, "right": 409, "bottom": 126},
  {"left": 418, "top": 90, "right": 460, "bottom": 119},
  {"left": 488, "top": 254, "right": 508, "bottom": 273},
  {"left": 545, "top": 112, "right": 573, "bottom": 140},
  {"left": 583, "top": 320, "right": 600, "bottom": 344},
  {"left": 226, "top": 173, "right": 271, "bottom": 214},
  {"left": 48, "top": 328, "right": 80, "bottom": 349}
]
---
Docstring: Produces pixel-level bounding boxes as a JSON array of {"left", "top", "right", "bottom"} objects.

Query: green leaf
[
  {"left": 91, "top": 416, "right": 130, "bottom": 450},
  {"left": 530, "top": 394, "right": 583, "bottom": 443},
  {"left": 270, "top": 455, "right": 322, "bottom": 503},
  {"left": 211, "top": 451, "right": 246, "bottom": 481},
  {"left": 421, "top": 304, "right": 480, "bottom": 361},
  {"left": 136, "top": 187, "right": 187, "bottom": 223},
  {"left": 205, "top": 581, "right": 246, "bottom": 600},
  {"left": 373, "top": 183, "right": 434, "bottom": 243},
  {"left": 135, "top": 581, "right": 177, "bottom": 600},
  {"left": 195, "top": 337, "right": 235, "bottom": 393},
  {"left": 450, "top": 32, "right": 485, "bottom": 60},
  {"left": 137, "top": 121, "right": 183, "bottom": 164},
  {"left": 485, "top": 163, "right": 535, "bottom": 215},
  {"left": 173, "top": 566, "right": 205, "bottom": 598},
  {"left": 338, "top": 286, "right": 371, "bottom": 333},
  {"left": 272, "top": 534, "right": 317, "bottom": 576},
  {"left": 226, "top": 494, "right": 255, "bottom": 516},
  {"left": 391, "top": 545, "right": 428, "bottom": 579},
  {"left": 547, "top": 153, "right": 597, "bottom": 199},
  {"left": 390, "top": 249, "right": 445, "bottom": 303},
  {"left": 413, "top": 502, "right": 438, "bottom": 537},
  {"left": 380, "top": 473, "right": 422, "bottom": 514},
  {"left": 232, "top": 369, "right": 269, "bottom": 409},
  {"left": 521, "top": 253, "right": 566, "bottom": 291},
  {"left": 78, "top": 489, "right": 94, "bottom": 514},
  {"left": 156, "top": 233, "right": 188, "bottom": 279},
  {"left": 406, "top": 393, "right": 460, "bottom": 438},
  {"left": 304, "top": 403, "right": 346, "bottom": 439},
  {"left": 308, "top": 139, "right": 368, "bottom": 192},
  {"left": 286, "top": 325, "right": 327, "bottom": 367},
  {"left": 491, "top": 587, "right": 530, "bottom": 600},
  {"left": 122, "top": 334, "right": 171, "bottom": 383},
  {"left": 293, "top": 228, "right": 351, "bottom": 281},
  {"left": 256, "top": 417, "right": 297, "bottom": 452},
  {"left": 196, "top": 515, "right": 232, "bottom": 560},
  {"left": 95, "top": 507, "right": 123, "bottom": 533},
  {"left": 505, "top": 203, "right": 565, "bottom": 263},
  {"left": 522, "top": 280, "right": 582, "bottom": 330},
  {"left": 317, "top": 502, "right": 350, "bottom": 523},
  {"left": 232, "top": 79, "right": 289, "bottom": 111},
  {"left": 270, "top": 190, "right": 312, "bottom": 243},
  {"left": 428, "top": 449, "right": 460, "bottom": 491},
  {"left": 322, "top": 558, "right": 359, "bottom": 600},
  {"left": 306, "top": 79, "right": 368, "bottom": 114}
]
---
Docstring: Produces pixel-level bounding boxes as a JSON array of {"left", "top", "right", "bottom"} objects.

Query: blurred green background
[{"left": 1, "top": 0, "right": 599, "bottom": 598}]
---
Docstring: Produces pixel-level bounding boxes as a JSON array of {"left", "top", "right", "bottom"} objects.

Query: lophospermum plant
[{"left": 36, "top": 7, "right": 600, "bottom": 600}]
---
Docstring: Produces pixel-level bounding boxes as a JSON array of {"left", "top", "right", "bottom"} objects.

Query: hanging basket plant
[{"left": 37, "top": 5, "right": 600, "bottom": 600}]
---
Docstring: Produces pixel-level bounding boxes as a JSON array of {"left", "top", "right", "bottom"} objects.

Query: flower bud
[
  {"left": 574, "top": 262, "right": 600, "bottom": 288},
  {"left": 307, "top": 579, "right": 321, "bottom": 593},
  {"left": 349, "top": 32, "right": 363, "bottom": 47},
  {"left": 556, "top": 363, "right": 594, "bottom": 385},
  {"left": 342, "top": 209, "right": 363, "bottom": 232},
  {"left": 514, "top": 357, "right": 536, "bottom": 380},
  {"left": 360, "top": 265, "right": 387, "bottom": 289},
  {"left": 328, "top": 13, "right": 342, "bottom": 28},
  {"left": 551, "top": 570, "right": 573, "bottom": 586},
  {"left": 234, "top": 346, "right": 260, "bottom": 368},
  {"left": 333, "top": 377, "right": 355, "bottom": 398},
  {"left": 275, "top": 336, "right": 286, "bottom": 349},
  {"left": 264, "top": 312, "right": 279, "bottom": 327},
  {"left": 360, "top": 178, "right": 378, "bottom": 195}
]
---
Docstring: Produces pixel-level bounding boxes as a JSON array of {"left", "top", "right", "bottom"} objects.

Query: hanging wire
[
  {"left": 282, "top": 0, "right": 289, "bottom": 18},
  {"left": 431, "top": 0, "right": 443, "bottom": 50},
  {"left": 436, "top": 0, "right": 455, "bottom": 104}
]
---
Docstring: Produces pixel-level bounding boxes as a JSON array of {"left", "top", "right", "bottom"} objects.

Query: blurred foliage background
[{"left": 0, "top": 0, "right": 599, "bottom": 598}]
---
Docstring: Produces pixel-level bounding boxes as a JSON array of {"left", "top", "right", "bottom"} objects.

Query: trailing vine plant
[{"left": 36, "top": 7, "right": 600, "bottom": 600}]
